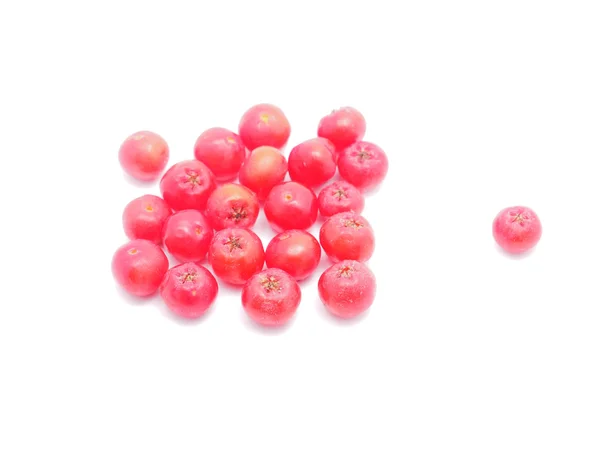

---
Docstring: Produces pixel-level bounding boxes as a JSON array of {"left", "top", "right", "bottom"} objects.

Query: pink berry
[
  {"left": 159, "top": 160, "right": 216, "bottom": 212},
  {"left": 162, "top": 210, "right": 213, "bottom": 263},
  {"left": 193, "top": 127, "right": 245, "bottom": 182},
  {"left": 318, "top": 181, "right": 365, "bottom": 218},
  {"left": 208, "top": 228, "right": 265, "bottom": 286},
  {"left": 319, "top": 212, "right": 375, "bottom": 263},
  {"left": 242, "top": 268, "right": 301, "bottom": 326},
  {"left": 338, "top": 141, "right": 389, "bottom": 191},
  {"left": 239, "top": 145, "right": 288, "bottom": 201},
  {"left": 492, "top": 206, "right": 542, "bottom": 254},
  {"left": 288, "top": 137, "right": 337, "bottom": 188},
  {"left": 264, "top": 182, "right": 318, "bottom": 232},
  {"left": 265, "top": 230, "right": 321, "bottom": 281},
  {"left": 204, "top": 183, "right": 259, "bottom": 231},
  {"left": 318, "top": 260, "right": 376, "bottom": 319},
  {"left": 122, "top": 194, "right": 172, "bottom": 244},
  {"left": 238, "top": 103, "right": 291, "bottom": 150},
  {"left": 118, "top": 131, "right": 170, "bottom": 181},
  {"left": 112, "top": 239, "right": 169, "bottom": 297},
  {"left": 160, "top": 262, "right": 218, "bottom": 319},
  {"left": 317, "top": 107, "right": 366, "bottom": 152}
]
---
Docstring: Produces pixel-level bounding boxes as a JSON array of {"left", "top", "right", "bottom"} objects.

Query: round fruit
[
  {"left": 239, "top": 145, "right": 288, "bottom": 201},
  {"left": 338, "top": 141, "right": 389, "bottom": 191},
  {"left": 238, "top": 103, "right": 291, "bottom": 150},
  {"left": 193, "top": 127, "right": 245, "bottom": 181},
  {"left": 242, "top": 268, "right": 301, "bottom": 326},
  {"left": 205, "top": 183, "right": 259, "bottom": 231},
  {"left": 208, "top": 228, "right": 265, "bottom": 285},
  {"left": 118, "top": 131, "right": 170, "bottom": 181},
  {"left": 159, "top": 262, "right": 218, "bottom": 319},
  {"left": 317, "top": 107, "right": 366, "bottom": 152},
  {"left": 111, "top": 239, "right": 169, "bottom": 297},
  {"left": 319, "top": 212, "right": 375, "bottom": 262},
  {"left": 265, "top": 230, "right": 321, "bottom": 281},
  {"left": 162, "top": 210, "right": 213, "bottom": 263},
  {"left": 318, "top": 181, "right": 365, "bottom": 218},
  {"left": 264, "top": 182, "right": 318, "bottom": 232},
  {"left": 122, "top": 194, "right": 171, "bottom": 244},
  {"left": 288, "top": 137, "right": 337, "bottom": 188},
  {"left": 159, "top": 160, "right": 216, "bottom": 211},
  {"left": 492, "top": 206, "right": 542, "bottom": 254},
  {"left": 318, "top": 260, "right": 376, "bottom": 319}
]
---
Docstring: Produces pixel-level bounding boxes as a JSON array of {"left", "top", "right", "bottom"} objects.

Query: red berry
[
  {"left": 318, "top": 181, "right": 365, "bottom": 218},
  {"left": 111, "top": 239, "right": 169, "bottom": 297},
  {"left": 118, "top": 131, "right": 170, "bottom": 181},
  {"left": 159, "top": 262, "right": 218, "bottom": 319},
  {"left": 193, "top": 127, "right": 245, "bottom": 182},
  {"left": 205, "top": 183, "right": 259, "bottom": 231},
  {"left": 338, "top": 141, "right": 389, "bottom": 191},
  {"left": 264, "top": 182, "right": 318, "bottom": 232},
  {"left": 318, "top": 260, "right": 376, "bottom": 319},
  {"left": 239, "top": 145, "right": 288, "bottom": 201},
  {"left": 208, "top": 228, "right": 265, "bottom": 285},
  {"left": 317, "top": 107, "right": 366, "bottom": 152},
  {"left": 288, "top": 138, "right": 337, "bottom": 188},
  {"left": 162, "top": 210, "right": 213, "bottom": 263},
  {"left": 122, "top": 194, "right": 171, "bottom": 244},
  {"left": 319, "top": 212, "right": 375, "bottom": 262},
  {"left": 238, "top": 103, "right": 291, "bottom": 150},
  {"left": 492, "top": 206, "right": 542, "bottom": 254},
  {"left": 159, "top": 160, "right": 216, "bottom": 211},
  {"left": 265, "top": 230, "right": 321, "bottom": 281},
  {"left": 242, "top": 268, "right": 301, "bottom": 326}
]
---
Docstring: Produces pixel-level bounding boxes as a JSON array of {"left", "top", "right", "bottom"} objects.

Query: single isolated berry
[
  {"left": 242, "top": 268, "right": 301, "bottom": 327},
  {"left": 318, "top": 260, "right": 376, "bottom": 319},
  {"left": 320, "top": 212, "right": 375, "bottom": 262},
  {"left": 492, "top": 206, "right": 542, "bottom": 254},
  {"left": 160, "top": 262, "right": 218, "bottom": 319},
  {"left": 122, "top": 194, "right": 172, "bottom": 244},
  {"left": 205, "top": 183, "right": 259, "bottom": 231},
  {"left": 111, "top": 239, "right": 169, "bottom": 297},
  {"left": 265, "top": 230, "right": 321, "bottom": 281},
  {"left": 238, "top": 103, "right": 291, "bottom": 150},
  {"left": 162, "top": 210, "right": 214, "bottom": 263},
  {"left": 208, "top": 228, "right": 265, "bottom": 285},
  {"left": 318, "top": 180, "right": 365, "bottom": 218},
  {"left": 118, "top": 130, "right": 170, "bottom": 181},
  {"left": 159, "top": 160, "right": 216, "bottom": 211},
  {"left": 338, "top": 141, "right": 389, "bottom": 191},
  {"left": 288, "top": 137, "right": 337, "bottom": 188},
  {"left": 264, "top": 181, "right": 318, "bottom": 232},
  {"left": 317, "top": 107, "right": 366, "bottom": 152},
  {"left": 193, "top": 127, "right": 246, "bottom": 182},
  {"left": 239, "top": 145, "right": 288, "bottom": 201}
]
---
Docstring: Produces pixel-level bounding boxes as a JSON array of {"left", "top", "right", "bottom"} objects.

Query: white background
[{"left": 1, "top": 1, "right": 599, "bottom": 448}]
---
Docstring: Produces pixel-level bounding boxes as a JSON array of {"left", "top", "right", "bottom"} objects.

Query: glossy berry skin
[
  {"left": 318, "top": 260, "right": 376, "bottom": 319},
  {"left": 492, "top": 206, "right": 542, "bottom": 254},
  {"left": 122, "top": 194, "right": 172, "bottom": 244},
  {"left": 265, "top": 230, "right": 321, "bottom": 281},
  {"left": 208, "top": 228, "right": 265, "bottom": 285},
  {"left": 205, "top": 183, "right": 259, "bottom": 231},
  {"left": 193, "top": 127, "right": 246, "bottom": 182},
  {"left": 338, "top": 141, "right": 389, "bottom": 191},
  {"left": 288, "top": 138, "right": 337, "bottom": 188},
  {"left": 112, "top": 239, "right": 169, "bottom": 297},
  {"left": 264, "top": 182, "right": 318, "bottom": 232},
  {"left": 162, "top": 210, "right": 213, "bottom": 263},
  {"left": 238, "top": 103, "right": 291, "bottom": 150},
  {"left": 242, "top": 268, "right": 301, "bottom": 326},
  {"left": 119, "top": 131, "right": 170, "bottom": 181},
  {"left": 317, "top": 107, "right": 366, "bottom": 152},
  {"left": 239, "top": 145, "right": 288, "bottom": 201},
  {"left": 320, "top": 212, "right": 375, "bottom": 263},
  {"left": 159, "top": 160, "right": 216, "bottom": 211},
  {"left": 318, "top": 181, "right": 365, "bottom": 218},
  {"left": 159, "top": 262, "right": 218, "bottom": 319}
]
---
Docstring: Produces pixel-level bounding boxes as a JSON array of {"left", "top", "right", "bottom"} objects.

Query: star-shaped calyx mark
[
  {"left": 225, "top": 236, "right": 242, "bottom": 252},
  {"left": 179, "top": 271, "right": 197, "bottom": 283},
  {"left": 357, "top": 147, "right": 371, "bottom": 161},
  {"left": 260, "top": 275, "right": 281, "bottom": 292},
  {"left": 337, "top": 264, "right": 354, "bottom": 278},
  {"left": 343, "top": 218, "right": 363, "bottom": 229},
  {"left": 509, "top": 210, "right": 529, "bottom": 227},
  {"left": 333, "top": 189, "right": 348, "bottom": 200},
  {"left": 229, "top": 206, "right": 247, "bottom": 223}
]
